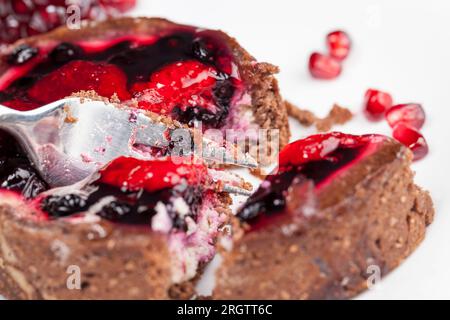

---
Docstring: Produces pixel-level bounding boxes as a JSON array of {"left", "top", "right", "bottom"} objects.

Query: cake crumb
[
  {"left": 286, "top": 100, "right": 353, "bottom": 132},
  {"left": 316, "top": 104, "right": 353, "bottom": 132},
  {"left": 249, "top": 167, "right": 267, "bottom": 180},
  {"left": 285, "top": 100, "right": 316, "bottom": 126}
]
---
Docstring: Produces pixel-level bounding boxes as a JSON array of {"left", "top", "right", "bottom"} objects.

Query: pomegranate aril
[
  {"left": 326, "top": 30, "right": 351, "bottom": 60},
  {"left": 100, "top": 0, "right": 137, "bottom": 12},
  {"left": 392, "top": 123, "right": 428, "bottom": 161},
  {"left": 385, "top": 103, "right": 425, "bottom": 130},
  {"left": 309, "top": 52, "right": 342, "bottom": 79},
  {"left": 364, "top": 89, "right": 393, "bottom": 120}
]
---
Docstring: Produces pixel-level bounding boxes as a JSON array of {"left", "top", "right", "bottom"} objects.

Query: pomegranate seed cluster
[
  {"left": 363, "top": 89, "right": 428, "bottom": 160},
  {"left": 308, "top": 30, "right": 351, "bottom": 79}
]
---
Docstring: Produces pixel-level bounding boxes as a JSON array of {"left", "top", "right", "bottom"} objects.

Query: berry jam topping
[
  {"left": 363, "top": 89, "right": 393, "bottom": 120},
  {"left": 237, "top": 132, "right": 386, "bottom": 229},
  {"left": 0, "top": 130, "right": 48, "bottom": 199},
  {"left": 0, "top": 31, "right": 241, "bottom": 129},
  {"left": 385, "top": 103, "right": 425, "bottom": 130},
  {"left": 308, "top": 52, "right": 342, "bottom": 79},
  {"left": 0, "top": 0, "right": 136, "bottom": 45},
  {"left": 392, "top": 123, "right": 428, "bottom": 161},
  {"left": 39, "top": 157, "right": 210, "bottom": 230}
]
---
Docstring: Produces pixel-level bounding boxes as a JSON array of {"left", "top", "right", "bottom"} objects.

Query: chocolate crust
[
  {"left": 215, "top": 141, "right": 434, "bottom": 299},
  {"left": 0, "top": 192, "right": 231, "bottom": 300},
  {"left": 0, "top": 199, "right": 172, "bottom": 299},
  {"left": 0, "top": 17, "right": 290, "bottom": 149}
]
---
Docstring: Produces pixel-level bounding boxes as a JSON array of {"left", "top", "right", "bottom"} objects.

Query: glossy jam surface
[
  {"left": 238, "top": 132, "right": 385, "bottom": 229},
  {"left": 40, "top": 156, "right": 209, "bottom": 229},
  {"left": 0, "top": 31, "right": 241, "bottom": 128}
]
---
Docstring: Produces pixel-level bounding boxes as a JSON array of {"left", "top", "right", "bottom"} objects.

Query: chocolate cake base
[
  {"left": 0, "top": 192, "right": 230, "bottom": 300},
  {"left": 215, "top": 142, "right": 434, "bottom": 299}
]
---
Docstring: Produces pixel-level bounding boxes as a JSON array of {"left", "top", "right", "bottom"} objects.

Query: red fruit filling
[
  {"left": 39, "top": 156, "right": 212, "bottom": 229},
  {"left": 0, "top": 31, "right": 242, "bottom": 128},
  {"left": 308, "top": 52, "right": 342, "bottom": 79},
  {"left": 326, "top": 30, "right": 351, "bottom": 60},
  {"left": 385, "top": 103, "right": 425, "bottom": 130},
  {"left": 27, "top": 60, "right": 131, "bottom": 103},
  {"left": 392, "top": 123, "right": 428, "bottom": 161},
  {"left": 0, "top": 0, "right": 135, "bottom": 45},
  {"left": 364, "top": 88, "right": 393, "bottom": 120},
  {"left": 238, "top": 132, "right": 388, "bottom": 230}
]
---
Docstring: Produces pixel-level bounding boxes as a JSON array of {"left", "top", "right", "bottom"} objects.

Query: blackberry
[
  {"left": 192, "top": 39, "right": 213, "bottom": 62},
  {"left": 7, "top": 45, "right": 39, "bottom": 65},
  {"left": 49, "top": 43, "right": 83, "bottom": 64},
  {"left": 42, "top": 194, "right": 88, "bottom": 218},
  {"left": 98, "top": 201, "right": 132, "bottom": 221}
]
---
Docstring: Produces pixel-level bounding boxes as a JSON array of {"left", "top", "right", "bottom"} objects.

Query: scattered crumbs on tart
[{"left": 63, "top": 105, "right": 78, "bottom": 123}]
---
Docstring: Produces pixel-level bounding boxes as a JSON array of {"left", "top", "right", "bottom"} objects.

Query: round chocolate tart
[{"left": 215, "top": 133, "right": 434, "bottom": 299}]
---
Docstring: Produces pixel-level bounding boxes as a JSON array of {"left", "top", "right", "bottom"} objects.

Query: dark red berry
[
  {"left": 6, "top": 44, "right": 39, "bottom": 65},
  {"left": 392, "top": 123, "right": 429, "bottom": 161},
  {"left": 326, "top": 30, "right": 351, "bottom": 60},
  {"left": 385, "top": 103, "right": 425, "bottom": 130},
  {"left": 309, "top": 52, "right": 342, "bottom": 79},
  {"left": 0, "top": 166, "right": 47, "bottom": 199},
  {"left": 364, "top": 89, "right": 393, "bottom": 120}
]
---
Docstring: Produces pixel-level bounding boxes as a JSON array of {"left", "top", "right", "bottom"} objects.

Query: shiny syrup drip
[
  {"left": 238, "top": 143, "right": 365, "bottom": 229},
  {"left": 0, "top": 31, "right": 238, "bottom": 127}
]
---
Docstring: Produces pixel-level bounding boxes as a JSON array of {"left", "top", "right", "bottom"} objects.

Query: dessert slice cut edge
[
  {"left": 0, "top": 156, "right": 248, "bottom": 299},
  {"left": 214, "top": 132, "right": 434, "bottom": 299}
]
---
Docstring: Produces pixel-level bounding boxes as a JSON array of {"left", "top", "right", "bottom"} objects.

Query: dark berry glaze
[
  {"left": 238, "top": 132, "right": 387, "bottom": 230},
  {"left": 0, "top": 130, "right": 48, "bottom": 199},
  {"left": 0, "top": 30, "right": 243, "bottom": 127},
  {"left": 39, "top": 157, "right": 210, "bottom": 230}
]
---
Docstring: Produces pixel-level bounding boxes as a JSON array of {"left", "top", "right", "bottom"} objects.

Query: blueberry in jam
[
  {"left": 0, "top": 31, "right": 242, "bottom": 129},
  {"left": 238, "top": 133, "right": 386, "bottom": 229}
]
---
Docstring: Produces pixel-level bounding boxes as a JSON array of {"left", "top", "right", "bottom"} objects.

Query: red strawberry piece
[
  {"left": 130, "top": 60, "right": 218, "bottom": 115},
  {"left": 27, "top": 60, "right": 131, "bottom": 103},
  {"left": 98, "top": 156, "right": 208, "bottom": 193}
]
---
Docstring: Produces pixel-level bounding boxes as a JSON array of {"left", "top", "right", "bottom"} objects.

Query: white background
[{"left": 130, "top": 0, "right": 450, "bottom": 299}]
